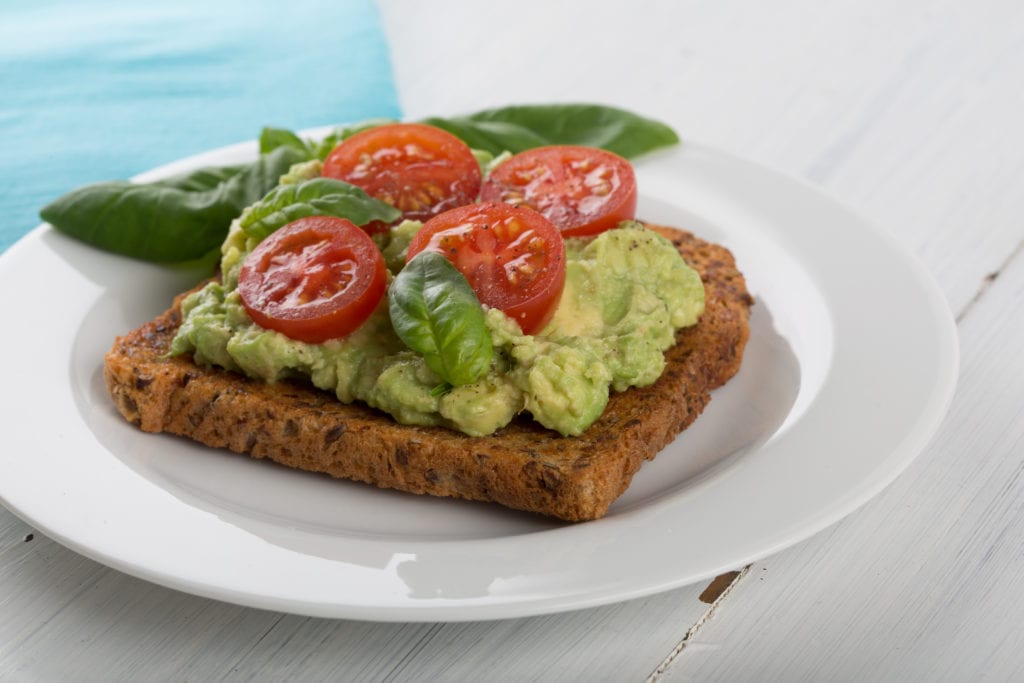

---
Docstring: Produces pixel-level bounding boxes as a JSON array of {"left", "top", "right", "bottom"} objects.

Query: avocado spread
[{"left": 169, "top": 162, "right": 706, "bottom": 437}]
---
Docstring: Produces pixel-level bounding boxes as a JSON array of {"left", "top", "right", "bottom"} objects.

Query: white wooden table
[{"left": 4, "top": 1, "right": 1024, "bottom": 679}]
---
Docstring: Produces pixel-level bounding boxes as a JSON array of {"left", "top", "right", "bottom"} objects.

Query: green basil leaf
[
  {"left": 260, "top": 120, "right": 398, "bottom": 161},
  {"left": 420, "top": 118, "right": 548, "bottom": 156},
  {"left": 430, "top": 382, "right": 453, "bottom": 397},
  {"left": 389, "top": 251, "right": 493, "bottom": 386},
  {"left": 153, "top": 164, "right": 248, "bottom": 192},
  {"left": 259, "top": 126, "right": 315, "bottom": 157},
  {"left": 422, "top": 103, "right": 680, "bottom": 158},
  {"left": 40, "top": 146, "right": 308, "bottom": 262},
  {"left": 311, "top": 118, "right": 397, "bottom": 160},
  {"left": 240, "top": 177, "right": 401, "bottom": 241}
]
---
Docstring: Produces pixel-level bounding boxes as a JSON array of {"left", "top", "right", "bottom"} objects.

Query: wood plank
[
  {"left": 382, "top": 0, "right": 1024, "bottom": 314},
  {"left": 661, "top": 242, "right": 1024, "bottom": 681},
  {"left": 0, "top": 511, "right": 721, "bottom": 681}
]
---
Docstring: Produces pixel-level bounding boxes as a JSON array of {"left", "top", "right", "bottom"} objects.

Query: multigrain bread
[{"left": 104, "top": 224, "right": 753, "bottom": 521}]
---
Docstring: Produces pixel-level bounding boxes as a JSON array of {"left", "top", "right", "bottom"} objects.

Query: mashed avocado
[{"left": 170, "top": 175, "right": 705, "bottom": 436}]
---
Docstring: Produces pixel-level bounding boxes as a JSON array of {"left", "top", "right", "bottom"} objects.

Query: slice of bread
[{"left": 103, "top": 225, "right": 752, "bottom": 521}]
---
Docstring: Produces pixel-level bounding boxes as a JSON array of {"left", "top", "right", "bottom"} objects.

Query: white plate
[{"left": 0, "top": 138, "right": 958, "bottom": 621}]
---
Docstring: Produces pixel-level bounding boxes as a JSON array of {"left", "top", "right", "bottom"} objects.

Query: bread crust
[{"left": 103, "top": 224, "right": 752, "bottom": 521}]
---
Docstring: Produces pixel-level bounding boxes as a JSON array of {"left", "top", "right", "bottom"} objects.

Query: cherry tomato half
[
  {"left": 238, "top": 216, "right": 386, "bottom": 344},
  {"left": 406, "top": 202, "right": 566, "bottom": 335},
  {"left": 322, "top": 123, "right": 482, "bottom": 230},
  {"left": 480, "top": 145, "right": 638, "bottom": 237}
]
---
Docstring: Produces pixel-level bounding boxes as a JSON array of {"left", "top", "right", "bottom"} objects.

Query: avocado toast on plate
[
  {"left": 46, "top": 106, "right": 752, "bottom": 521},
  {"left": 104, "top": 222, "right": 750, "bottom": 521}
]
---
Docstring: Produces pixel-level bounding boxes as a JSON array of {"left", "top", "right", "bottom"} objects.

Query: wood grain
[
  {"left": 0, "top": 517, "right": 717, "bottom": 681},
  {"left": 663, "top": 240, "right": 1024, "bottom": 682}
]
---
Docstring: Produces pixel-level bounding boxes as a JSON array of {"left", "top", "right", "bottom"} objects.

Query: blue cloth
[{"left": 0, "top": 0, "right": 401, "bottom": 252}]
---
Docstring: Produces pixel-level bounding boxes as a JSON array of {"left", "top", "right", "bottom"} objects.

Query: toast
[{"left": 103, "top": 224, "right": 753, "bottom": 521}]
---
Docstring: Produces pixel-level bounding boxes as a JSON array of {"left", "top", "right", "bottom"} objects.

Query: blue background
[{"left": 0, "top": 0, "right": 401, "bottom": 252}]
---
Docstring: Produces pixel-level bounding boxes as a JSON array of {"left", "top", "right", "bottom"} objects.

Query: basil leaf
[
  {"left": 261, "top": 119, "right": 397, "bottom": 161},
  {"left": 40, "top": 146, "right": 307, "bottom": 262},
  {"left": 153, "top": 164, "right": 248, "bottom": 192},
  {"left": 259, "top": 126, "right": 315, "bottom": 157},
  {"left": 311, "top": 118, "right": 396, "bottom": 160},
  {"left": 422, "top": 103, "right": 679, "bottom": 158},
  {"left": 240, "top": 177, "right": 401, "bottom": 241},
  {"left": 389, "top": 251, "right": 493, "bottom": 386},
  {"left": 419, "top": 119, "right": 548, "bottom": 156},
  {"left": 430, "top": 382, "right": 453, "bottom": 397}
]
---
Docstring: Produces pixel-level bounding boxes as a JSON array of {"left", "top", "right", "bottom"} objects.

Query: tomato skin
[
  {"left": 321, "top": 123, "right": 482, "bottom": 226},
  {"left": 406, "top": 202, "right": 566, "bottom": 335},
  {"left": 238, "top": 216, "right": 386, "bottom": 344},
  {"left": 480, "top": 145, "right": 638, "bottom": 237}
]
